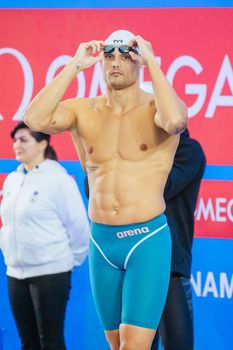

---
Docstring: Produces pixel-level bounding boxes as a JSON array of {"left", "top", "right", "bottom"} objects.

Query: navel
[
  {"left": 150, "top": 100, "right": 155, "bottom": 106},
  {"left": 140, "top": 143, "right": 148, "bottom": 151},
  {"left": 88, "top": 146, "right": 94, "bottom": 154}
]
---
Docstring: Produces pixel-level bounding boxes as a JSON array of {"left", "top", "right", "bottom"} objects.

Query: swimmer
[{"left": 24, "top": 29, "right": 188, "bottom": 350}]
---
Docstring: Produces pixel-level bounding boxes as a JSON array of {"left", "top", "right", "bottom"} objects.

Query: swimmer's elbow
[
  {"left": 165, "top": 117, "right": 188, "bottom": 135},
  {"left": 167, "top": 100, "right": 188, "bottom": 135},
  {"left": 23, "top": 108, "right": 53, "bottom": 133},
  {"left": 155, "top": 102, "right": 188, "bottom": 135},
  {"left": 165, "top": 104, "right": 188, "bottom": 135}
]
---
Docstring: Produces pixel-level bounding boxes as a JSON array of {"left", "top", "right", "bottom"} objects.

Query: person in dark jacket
[
  {"left": 84, "top": 129, "right": 206, "bottom": 350},
  {"left": 151, "top": 129, "right": 206, "bottom": 350}
]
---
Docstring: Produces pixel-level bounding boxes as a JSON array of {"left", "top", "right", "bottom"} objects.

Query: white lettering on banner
[
  {"left": 202, "top": 272, "right": 218, "bottom": 297},
  {"left": 191, "top": 271, "right": 233, "bottom": 299},
  {"left": 167, "top": 54, "right": 233, "bottom": 118},
  {"left": 220, "top": 273, "right": 233, "bottom": 298},
  {"left": 46, "top": 55, "right": 86, "bottom": 97},
  {"left": 166, "top": 55, "right": 207, "bottom": 118},
  {"left": 0, "top": 47, "right": 33, "bottom": 121},
  {"left": 2, "top": 48, "right": 233, "bottom": 121},
  {"left": 206, "top": 55, "right": 233, "bottom": 117},
  {"left": 195, "top": 197, "right": 233, "bottom": 222},
  {"left": 46, "top": 56, "right": 107, "bottom": 98}
]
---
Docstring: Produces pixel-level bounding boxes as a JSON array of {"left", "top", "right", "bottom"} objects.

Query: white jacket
[{"left": 0, "top": 159, "right": 90, "bottom": 279}]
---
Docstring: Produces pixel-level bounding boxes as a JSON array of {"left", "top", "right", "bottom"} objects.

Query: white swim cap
[{"left": 105, "top": 30, "right": 135, "bottom": 45}]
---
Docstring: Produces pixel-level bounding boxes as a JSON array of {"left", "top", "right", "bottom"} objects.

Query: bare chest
[{"left": 76, "top": 107, "right": 168, "bottom": 163}]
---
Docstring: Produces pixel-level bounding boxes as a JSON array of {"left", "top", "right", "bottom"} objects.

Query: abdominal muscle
[{"left": 87, "top": 158, "right": 167, "bottom": 225}]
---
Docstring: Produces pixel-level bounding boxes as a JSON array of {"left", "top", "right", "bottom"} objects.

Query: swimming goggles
[{"left": 103, "top": 45, "right": 138, "bottom": 54}]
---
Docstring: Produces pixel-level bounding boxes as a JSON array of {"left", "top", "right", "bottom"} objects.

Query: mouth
[
  {"left": 110, "top": 70, "right": 123, "bottom": 77},
  {"left": 15, "top": 151, "right": 23, "bottom": 157}
]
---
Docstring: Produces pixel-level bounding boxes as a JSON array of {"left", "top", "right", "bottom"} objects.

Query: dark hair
[{"left": 11, "top": 121, "right": 58, "bottom": 161}]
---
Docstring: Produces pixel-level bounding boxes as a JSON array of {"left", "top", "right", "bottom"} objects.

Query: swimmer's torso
[{"left": 71, "top": 94, "right": 179, "bottom": 225}]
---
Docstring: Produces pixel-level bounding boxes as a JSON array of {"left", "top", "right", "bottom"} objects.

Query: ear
[{"left": 40, "top": 139, "right": 48, "bottom": 153}]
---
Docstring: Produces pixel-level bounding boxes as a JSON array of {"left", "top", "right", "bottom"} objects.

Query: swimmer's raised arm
[
  {"left": 129, "top": 35, "right": 188, "bottom": 135},
  {"left": 24, "top": 40, "right": 105, "bottom": 134}
]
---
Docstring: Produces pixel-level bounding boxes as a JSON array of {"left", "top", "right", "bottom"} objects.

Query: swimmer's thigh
[
  {"left": 89, "top": 240, "right": 124, "bottom": 331},
  {"left": 121, "top": 227, "right": 171, "bottom": 329}
]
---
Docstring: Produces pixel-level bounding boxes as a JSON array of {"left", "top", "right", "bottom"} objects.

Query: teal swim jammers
[{"left": 89, "top": 213, "right": 171, "bottom": 331}]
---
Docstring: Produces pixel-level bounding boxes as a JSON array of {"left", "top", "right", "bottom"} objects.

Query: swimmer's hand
[
  {"left": 129, "top": 35, "right": 155, "bottom": 66},
  {"left": 74, "top": 40, "right": 105, "bottom": 70}
]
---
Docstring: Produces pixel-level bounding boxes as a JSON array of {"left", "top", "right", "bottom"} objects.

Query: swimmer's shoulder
[
  {"left": 139, "top": 90, "right": 156, "bottom": 109},
  {"left": 63, "top": 95, "right": 106, "bottom": 112}
]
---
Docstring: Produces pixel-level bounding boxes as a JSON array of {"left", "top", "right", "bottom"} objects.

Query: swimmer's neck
[{"left": 105, "top": 82, "right": 145, "bottom": 115}]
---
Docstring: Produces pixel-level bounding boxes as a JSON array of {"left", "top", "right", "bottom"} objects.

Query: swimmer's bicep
[
  {"left": 43, "top": 99, "right": 78, "bottom": 134},
  {"left": 153, "top": 112, "right": 162, "bottom": 128},
  {"left": 154, "top": 112, "right": 167, "bottom": 132}
]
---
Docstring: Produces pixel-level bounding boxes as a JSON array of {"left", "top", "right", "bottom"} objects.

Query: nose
[
  {"left": 112, "top": 61, "right": 120, "bottom": 69},
  {"left": 112, "top": 53, "right": 121, "bottom": 68},
  {"left": 13, "top": 139, "right": 21, "bottom": 150}
]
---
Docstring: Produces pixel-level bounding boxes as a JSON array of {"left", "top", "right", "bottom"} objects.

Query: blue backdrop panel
[
  {"left": 0, "top": 2, "right": 233, "bottom": 349},
  {"left": 192, "top": 238, "right": 233, "bottom": 350},
  {"left": 1, "top": 235, "right": 233, "bottom": 349},
  {"left": 0, "top": 161, "right": 233, "bottom": 349},
  {"left": 1, "top": 0, "right": 233, "bottom": 8}
]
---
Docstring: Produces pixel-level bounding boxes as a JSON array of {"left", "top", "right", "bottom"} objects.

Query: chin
[
  {"left": 111, "top": 84, "right": 126, "bottom": 90},
  {"left": 109, "top": 78, "right": 136, "bottom": 91},
  {"left": 109, "top": 80, "right": 129, "bottom": 90},
  {"left": 15, "top": 155, "right": 24, "bottom": 162}
]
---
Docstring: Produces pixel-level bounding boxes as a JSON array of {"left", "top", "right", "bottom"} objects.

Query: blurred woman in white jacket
[{"left": 0, "top": 121, "right": 90, "bottom": 350}]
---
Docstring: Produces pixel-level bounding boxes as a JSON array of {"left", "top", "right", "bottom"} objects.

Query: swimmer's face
[{"left": 102, "top": 47, "right": 139, "bottom": 90}]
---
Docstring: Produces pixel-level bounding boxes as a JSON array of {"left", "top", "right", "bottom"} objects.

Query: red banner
[
  {"left": 1, "top": 9, "right": 232, "bottom": 162},
  {"left": 1, "top": 9, "right": 233, "bottom": 239}
]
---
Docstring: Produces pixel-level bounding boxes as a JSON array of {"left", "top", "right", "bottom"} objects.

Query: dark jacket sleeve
[
  {"left": 84, "top": 175, "right": 89, "bottom": 199},
  {"left": 164, "top": 138, "right": 206, "bottom": 202}
]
